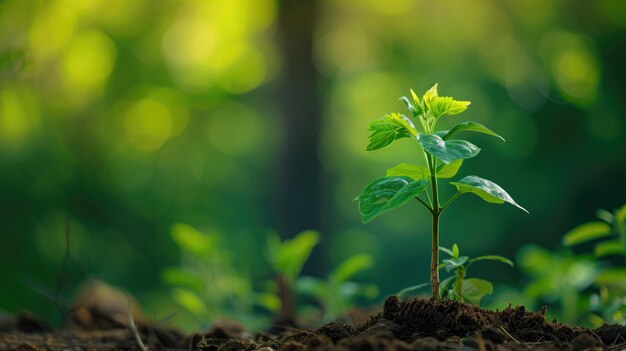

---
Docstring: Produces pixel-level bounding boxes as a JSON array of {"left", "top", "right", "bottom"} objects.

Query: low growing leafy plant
[
  {"left": 265, "top": 230, "right": 320, "bottom": 324},
  {"left": 398, "top": 244, "right": 512, "bottom": 305},
  {"left": 265, "top": 231, "right": 378, "bottom": 324},
  {"left": 298, "top": 253, "right": 378, "bottom": 322},
  {"left": 561, "top": 203, "right": 626, "bottom": 325},
  {"left": 356, "top": 84, "right": 527, "bottom": 299}
]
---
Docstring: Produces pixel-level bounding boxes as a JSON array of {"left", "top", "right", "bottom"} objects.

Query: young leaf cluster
[{"left": 358, "top": 84, "right": 526, "bottom": 225}]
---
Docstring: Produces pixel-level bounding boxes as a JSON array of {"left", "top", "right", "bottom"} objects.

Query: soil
[{"left": 2, "top": 296, "right": 626, "bottom": 351}]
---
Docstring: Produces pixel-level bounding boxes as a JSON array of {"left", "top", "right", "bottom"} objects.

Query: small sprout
[
  {"left": 397, "top": 244, "right": 513, "bottom": 305},
  {"left": 438, "top": 244, "right": 513, "bottom": 304},
  {"left": 357, "top": 84, "right": 527, "bottom": 300}
]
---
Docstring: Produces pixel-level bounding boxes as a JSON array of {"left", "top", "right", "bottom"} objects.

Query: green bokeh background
[{"left": 1, "top": 0, "right": 625, "bottom": 330}]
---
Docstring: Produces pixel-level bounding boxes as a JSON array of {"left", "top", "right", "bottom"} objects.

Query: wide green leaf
[
  {"left": 615, "top": 203, "right": 626, "bottom": 224},
  {"left": 441, "top": 256, "right": 468, "bottom": 272},
  {"left": 171, "top": 223, "right": 217, "bottom": 257},
  {"left": 330, "top": 253, "right": 374, "bottom": 284},
  {"left": 436, "top": 159, "right": 463, "bottom": 178},
  {"left": 562, "top": 222, "right": 612, "bottom": 247},
  {"left": 386, "top": 163, "right": 430, "bottom": 180},
  {"left": 266, "top": 230, "right": 319, "bottom": 281},
  {"left": 357, "top": 176, "right": 429, "bottom": 223},
  {"left": 595, "top": 268, "right": 626, "bottom": 287},
  {"left": 594, "top": 240, "right": 624, "bottom": 258},
  {"left": 366, "top": 113, "right": 417, "bottom": 151},
  {"left": 463, "top": 278, "right": 493, "bottom": 304},
  {"left": 450, "top": 175, "right": 528, "bottom": 213},
  {"left": 440, "top": 122, "right": 504, "bottom": 141},
  {"left": 418, "top": 134, "right": 480, "bottom": 164},
  {"left": 469, "top": 255, "right": 514, "bottom": 267}
]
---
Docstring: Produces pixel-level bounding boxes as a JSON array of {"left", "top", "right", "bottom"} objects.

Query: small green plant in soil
[
  {"left": 561, "top": 203, "right": 626, "bottom": 325},
  {"left": 356, "top": 84, "right": 527, "bottom": 299},
  {"left": 517, "top": 245, "right": 599, "bottom": 324},
  {"left": 162, "top": 223, "right": 262, "bottom": 329},
  {"left": 265, "top": 231, "right": 378, "bottom": 324},
  {"left": 265, "top": 230, "right": 320, "bottom": 324},
  {"left": 397, "top": 244, "right": 512, "bottom": 305},
  {"left": 298, "top": 253, "right": 378, "bottom": 322},
  {"left": 563, "top": 204, "right": 626, "bottom": 261}
]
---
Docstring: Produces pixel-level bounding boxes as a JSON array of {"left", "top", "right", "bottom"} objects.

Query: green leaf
[
  {"left": 615, "top": 204, "right": 626, "bottom": 224},
  {"left": 440, "top": 122, "right": 504, "bottom": 141},
  {"left": 400, "top": 96, "right": 421, "bottom": 117},
  {"left": 436, "top": 159, "right": 463, "bottom": 179},
  {"left": 422, "top": 84, "right": 439, "bottom": 112},
  {"left": 386, "top": 163, "right": 430, "bottom": 180},
  {"left": 421, "top": 84, "right": 470, "bottom": 118},
  {"left": 595, "top": 268, "right": 626, "bottom": 287},
  {"left": 594, "top": 240, "right": 624, "bottom": 258},
  {"left": 171, "top": 223, "right": 217, "bottom": 257},
  {"left": 463, "top": 278, "right": 493, "bottom": 304},
  {"left": 450, "top": 175, "right": 528, "bottom": 213},
  {"left": 266, "top": 230, "right": 319, "bottom": 281},
  {"left": 469, "top": 255, "right": 514, "bottom": 267},
  {"left": 367, "top": 113, "right": 417, "bottom": 151},
  {"left": 357, "top": 176, "right": 429, "bottom": 223},
  {"left": 418, "top": 134, "right": 480, "bottom": 164},
  {"left": 439, "top": 246, "right": 455, "bottom": 257},
  {"left": 428, "top": 96, "right": 471, "bottom": 118},
  {"left": 161, "top": 267, "right": 204, "bottom": 291},
  {"left": 442, "top": 256, "right": 468, "bottom": 272},
  {"left": 562, "top": 222, "right": 612, "bottom": 247},
  {"left": 172, "top": 288, "right": 206, "bottom": 315},
  {"left": 439, "top": 276, "right": 455, "bottom": 295},
  {"left": 396, "top": 283, "right": 429, "bottom": 298},
  {"left": 452, "top": 243, "right": 460, "bottom": 258},
  {"left": 253, "top": 292, "right": 281, "bottom": 313},
  {"left": 330, "top": 253, "right": 374, "bottom": 284}
]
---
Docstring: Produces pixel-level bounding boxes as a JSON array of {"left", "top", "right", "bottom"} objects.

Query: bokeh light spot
[
  {"left": 218, "top": 45, "right": 267, "bottom": 93},
  {"left": 124, "top": 98, "right": 173, "bottom": 151},
  {"left": 0, "top": 87, "right": 39, "bottom": 149},
  {"left": 29, "top": 4, "right": 77, "bottom": 62},
  {"left": 542, "top": 32, "right": 600, "bottom": 106},
  {"left": 60, "top": 30, "right": 117, "bottom": 107},
  {"left": 556, "top": 49, "right": 600, "bottom": 105}
]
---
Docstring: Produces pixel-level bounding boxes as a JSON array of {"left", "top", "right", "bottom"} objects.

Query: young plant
[
  {"left": 517, "top": 245, "right": 599, "bottom": 324},
  {"left": 297, "top": 253, "right": 379, "bottom": 322},
  {"left": 561, "top": 203, "right": 626, "bottom": 325},
  {"left": 356, "top": 84, "right": 527, "bottom": 299},
  {"left": 397, "top": 244, "right": 512, "bottom": 305},
  {"left": 265, "top": 230, "right": 320, "bottom": 324},
  {"left": 438, "top": 244, "right": 512, "bottom": 304},
  {"left": 562, "top": 204, "right": 626, "bottom": 260},
  {"left": 162, "top": 223, "right": 259, "bottom": 329}
]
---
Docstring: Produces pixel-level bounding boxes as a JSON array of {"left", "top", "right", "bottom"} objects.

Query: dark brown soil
[{"left": 2, "top": 297, "right": 626, "bottom": 351}]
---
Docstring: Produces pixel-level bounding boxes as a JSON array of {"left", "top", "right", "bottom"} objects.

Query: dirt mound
[{"left": 3, "top": 296, "right": 626, "bottom": 350}]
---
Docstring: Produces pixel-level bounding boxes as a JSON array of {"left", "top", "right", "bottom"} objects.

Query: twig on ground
[
  {"left": 127, "top": 298, "right": 148, "bottom": 351},
  {"left": 499, "top": 326, "right": 521, "bottom": 344},
  {"left": 475, "top": 332, "right": 487, "bottom": 351}
]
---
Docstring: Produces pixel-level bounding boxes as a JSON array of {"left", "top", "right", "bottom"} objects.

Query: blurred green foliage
[
  {"left": 0, "top": 0, "right": 625, "bottom": 331},
  {"left": 488, "top": 204, "right": 626, "bottom": 326}
]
